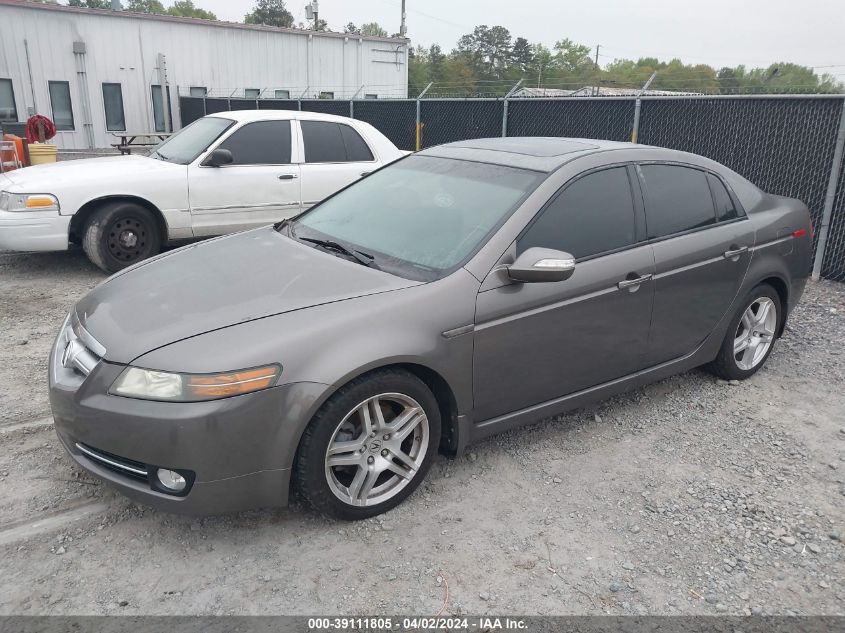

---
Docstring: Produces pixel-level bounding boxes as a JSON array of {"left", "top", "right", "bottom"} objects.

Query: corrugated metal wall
[{"left": 0, "top": 2, "right": 408, "bottom": 149}]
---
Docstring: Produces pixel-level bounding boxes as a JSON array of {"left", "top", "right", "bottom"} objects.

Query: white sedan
[{"left": 0, "top": 110, "right": 407, "bottom": 272}]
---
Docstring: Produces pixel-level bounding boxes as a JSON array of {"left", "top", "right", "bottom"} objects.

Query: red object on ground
[{"left": 25, "top": 115, "right": 57, "bottom": 144}]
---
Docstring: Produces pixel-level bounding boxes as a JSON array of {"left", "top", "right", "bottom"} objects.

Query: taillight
[{"left": 792, "top": 228, "right": 807, "bottom": 238}]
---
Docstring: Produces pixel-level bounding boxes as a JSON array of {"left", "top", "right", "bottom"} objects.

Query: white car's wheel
[{"left": 82, "top": 202, "right": 162, "bottom": 273}]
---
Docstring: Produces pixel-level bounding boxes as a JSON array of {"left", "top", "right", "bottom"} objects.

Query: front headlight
[
  {"left": 110, "top": 365, "right": 281, "bottom": 402},
  {"left": 0, "top": 191, "right": 60, "bottom": 212}
]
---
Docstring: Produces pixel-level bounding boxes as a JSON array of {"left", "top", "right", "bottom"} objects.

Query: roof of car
[
  {"left": 421, "top": 137, "right": 658, "bottom": 172},
  {"left": 206, "top": 110, "right": 359, "bottom": 124}
]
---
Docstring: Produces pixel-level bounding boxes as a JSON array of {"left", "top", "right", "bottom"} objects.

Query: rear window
[
  {"left": 302, "top": 121, "right": 373, "bottom": 163},
  {"left": 641, "top": 165, "right": 717, "bottom": 238}
]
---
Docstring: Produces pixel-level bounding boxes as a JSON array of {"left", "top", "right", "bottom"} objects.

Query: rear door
[
  {"left": 188, "top": 120, "right": 300, "bottom": 237},
  {"left": 473, "top": 165, "right": 656, "bottom": 421},
  {"left": 639, "top": 163, "right": 754, "bottom": 365},
  {"left": 297, "top": 120, "right": 379, "bottom": 209}
]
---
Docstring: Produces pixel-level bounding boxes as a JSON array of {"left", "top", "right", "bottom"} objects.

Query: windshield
[
  {"left": 290, "top": 155, "right": 543, "bottom": 281},
  {"left": 148, "top": 117, "right": 234, "bottom": 164}
]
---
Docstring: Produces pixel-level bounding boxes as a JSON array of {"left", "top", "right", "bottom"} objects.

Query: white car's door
[
  {"left": 296, "top": 119, "right": 380, "bottom": 209},
  {"left": 189, "top": 120, "right": 301, "bottom": 237}
]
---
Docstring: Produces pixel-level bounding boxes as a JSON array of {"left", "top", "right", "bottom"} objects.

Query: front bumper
[
  {"left": 48, "top": 330, "right": 329, "bottom": 514},
  {"left": 0, "top": 209, "right": 70, "bottom": 251}
]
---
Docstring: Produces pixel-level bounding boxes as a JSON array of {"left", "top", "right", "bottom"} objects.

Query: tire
[
  {"left": 706, "top": 283, "right": 782, "bottom": 381},
  {"left": 82, "top": 201, "right": 162, "bottom": 273},
  {"left": 294, "top": 369, "right": 441, "bottom": 520}
]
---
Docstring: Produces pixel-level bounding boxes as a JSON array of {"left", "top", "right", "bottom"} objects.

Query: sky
[{"left": 162, "top": 0, "right": 845, "bottom": 76}]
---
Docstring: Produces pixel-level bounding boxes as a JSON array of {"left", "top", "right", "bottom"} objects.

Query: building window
[
  {"left": 365, "top": 94, "right": 378, "bottom": 99},
  {"left": 102, "top": 83, "right": 126, "bottom": 131},
  {"left": 318, "top": 91, "right": 334, "bottom": 100},
  {"left": 48, "top": 81, "right": 75, "bottom": 131},
  {"left": 0, "top": 79, "right": 18, "bottom": 122},
  {"left": 151, "top": 85, "right": 167, "bottom": 133},
  {"left": 189, "top": 86, "right": 207, "bottom": 97},
  {"left": 274, "top": 89, "right": 290, "bottom": 99},
  {"left": 244, "top": 88, "right": 260, "bottom": 99}
]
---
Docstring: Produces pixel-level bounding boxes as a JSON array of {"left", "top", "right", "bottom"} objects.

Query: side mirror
[
  {"left": 507, "top": 247, "right": 575, "bottom": 283},
  {"left": 203, "top": 148, "right": 233, "bottom": 167}
]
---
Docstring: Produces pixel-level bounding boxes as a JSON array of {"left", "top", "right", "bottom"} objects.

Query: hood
[
  {"left": 1, "top": 155, "right": 178, "bottom": 192},
  {"left": 75, "top": 227, "right": 419, "bottom": 363}
]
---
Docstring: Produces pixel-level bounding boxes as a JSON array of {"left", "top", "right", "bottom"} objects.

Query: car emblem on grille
[{"left": 61, "top": 339, "right": 84, "bottom": 370}]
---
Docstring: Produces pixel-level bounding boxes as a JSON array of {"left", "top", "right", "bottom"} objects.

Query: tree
[
  {"left": 509, "top": 37, "right": 534, "bottom": 74},
  {"left": 126, "top": 0, "right": 165, "bottom": 12},
  {"left": 456, "top": 25, "right": 513, "bottom": 80},
  {"left": 360, "top": 22, "right": 388, "bottom": 37},
  {"left": 68, "top": 0, "right": 111, "bottom": 8},
  {"left": 244, "top": 0, "right": 294, "bottom": 28},
  {"left": 344, "top": 23, "right": 360, "bottom": 34},
  {"left": 167, "top": 0, "right": 216, "bottom": 20}
]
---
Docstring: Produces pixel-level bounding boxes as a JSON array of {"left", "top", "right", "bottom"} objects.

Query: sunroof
[{"left": 451, "top": 137, "right": 599, "bottom": 157}]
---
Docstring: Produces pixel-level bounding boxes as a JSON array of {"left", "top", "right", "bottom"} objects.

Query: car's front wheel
[
  {"left": 82, "top": 201, "right": 162, "bottom": 273},
  {"left": 707, "top": 283, "right": 782, "bottom": 380},
  {"left": 294, "top": 369, "right": 441, "bottom": 520}
]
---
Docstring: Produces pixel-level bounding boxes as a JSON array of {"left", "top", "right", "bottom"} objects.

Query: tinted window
[
  {"left": 48, "top": 81, "right": 74, "bottom": 130},
  {"left": 641, "top": 165, "right": 716, "bottom": 238},
  {"left": 302, "top": 121, "right": 373, "bottom": 163},
  {"left": 218, "top": 121, "right": 292, "bottom": 165},
  {"left": 518, "top": 167, "right": 636, "bottom": 259},
  {"left": 151, "top": 85, "right": 166, "bottom": 133},
  {"left": 340, "top": 124, "right": 374, "bottom": 161},
  {"left": 0, "top": 79, "right": 16, "bottom": 122},
  {"left": 708, "top": 173, "right": 740, "bottom": 221},
  {"left": 102, "top": 83, "right": 126, "bottom": 131}
]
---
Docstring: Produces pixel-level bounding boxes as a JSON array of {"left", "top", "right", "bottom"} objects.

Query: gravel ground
[{"left": 0, "top": 247, "right": 843, "bottom": 616}]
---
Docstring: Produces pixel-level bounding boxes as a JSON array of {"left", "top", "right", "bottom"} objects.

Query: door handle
[
  {"left": 278, "top": 174, "right": 298, "bottom": 180},
  {"left": 617, "top": 273, "right": 653, "bottom": 290},
  {"left": 360, "top": 171, "right": 372, "bottom": 177},
  {"left": 723, "top": 246, "right": 749, "bottom": 259}
]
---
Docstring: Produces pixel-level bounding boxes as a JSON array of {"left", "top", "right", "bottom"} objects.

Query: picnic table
[{"left": 111, "top": 132, "right": 172, "bottom": 155}]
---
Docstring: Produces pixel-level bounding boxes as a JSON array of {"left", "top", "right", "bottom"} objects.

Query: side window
[
  {"left": 217, "top": 121, "right": 292, "bottom": 165},
  {"left": 48, "top": 81, "right": 74, "bottom": 131},
  {"left": 301, "top": 121, "right": 373, "bottom": 163},
  {"left": 340, "top": 124, "right": 374, "bottom": 161},
  {"left": 102, "top": 83, "right": 126, "bottom": 131},
  {"left": 517, "top": 167, "right": 637, "bottom": 260},
  {"left": 641, "top": 165, "right": 716, "bottom": 238},
  {"left": 707, "top": 173, "right": 740, "bottom": 221},
  {"left": 0, "top": 78, "right": 17, "bottom": 122}
]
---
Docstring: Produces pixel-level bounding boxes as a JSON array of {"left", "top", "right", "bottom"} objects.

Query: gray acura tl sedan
[{"left": 49, "top": 137, "right": 812, "bottom": 520}]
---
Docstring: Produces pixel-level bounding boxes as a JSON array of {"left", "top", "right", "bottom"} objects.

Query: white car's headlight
[
  {"left": 0, "top": 191, "right": 60, "bottom": 212},
  {"left": 110, "top": 365, "right": 281, "bottom": 402}
]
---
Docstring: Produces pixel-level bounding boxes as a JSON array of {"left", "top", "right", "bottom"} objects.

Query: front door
[
  {"left": 296, "top": 119, "right": 378, "bottom": 209},
  {"left": 637, "top": 164, "right": 754, "bottom": 365},
  {"left": 189, "top": 120, "right": 300, "bottom": 237},
  {"left": 473, "top": 165, "right": 656, "bottom": 422}
]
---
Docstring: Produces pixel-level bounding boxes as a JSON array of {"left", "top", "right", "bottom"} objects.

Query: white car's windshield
[
  {"left": 148, "top": 117, "right": 235, "bottom": 165},
  {"left": 290, "top": 155, "right": 543, "bottom": 281}
]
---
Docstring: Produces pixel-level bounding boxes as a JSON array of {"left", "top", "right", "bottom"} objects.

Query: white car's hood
[{"left": 1, "top": 155, "right": 181, "bottom": 192}]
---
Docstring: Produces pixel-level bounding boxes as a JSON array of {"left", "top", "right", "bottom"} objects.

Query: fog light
[{"left": 156, "top": 468, "right": 186, "bottom": 492}]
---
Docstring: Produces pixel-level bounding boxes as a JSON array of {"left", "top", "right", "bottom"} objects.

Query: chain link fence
[{"left": 177, "top": 93, "right": 845, "bottom": 282}]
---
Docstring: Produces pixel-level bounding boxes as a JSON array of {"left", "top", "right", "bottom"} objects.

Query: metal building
[{"left": 0, "top": 0, "right": 409, "bottom": 149}]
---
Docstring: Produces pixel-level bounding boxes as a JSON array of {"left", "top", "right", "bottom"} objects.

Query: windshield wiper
[{"left": 299, "top": 237, "right": 376, "bottom": 268}]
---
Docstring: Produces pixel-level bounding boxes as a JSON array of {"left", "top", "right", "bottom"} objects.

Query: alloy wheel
[
  {"left": 734, "top": 296, "right": 777, "bottom": 371},
  {"left": 324, "top": 393, "right": 429, "bottom": 507}
]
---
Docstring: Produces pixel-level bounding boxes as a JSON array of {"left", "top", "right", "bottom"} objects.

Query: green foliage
[
  {"left": 409, "top": 25, "right": 844, "bottom": 96},
  {"left": 360, "top": 22, "right": 388, "bottom": 37},
  {"left": 68, "top": 0, "right": 111, "bottom": 8},
  {"left": 126, "top": 0, "right": 165, "bottom": 12},
  {"left": 244, "top": 0, "right": 294, "bottom": 28},
  {"left": 167, "top": 0, "right": 216, "bottom": 20}
]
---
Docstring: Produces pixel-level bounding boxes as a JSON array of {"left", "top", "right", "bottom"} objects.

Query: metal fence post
[
  {"left": 631, "top": 72, "right": 657, "bottom": 143},
  {"left": 416, "top": 82, "right": 433, "bottom": 151},
  {"left": 812, "top": 97, "right": 845, "bottom": 280},
  {"left": 350, "top": 100, "right": 354, "bottom": 119},
  {"left": 501, "top": 79, "right": 524, "bottom": 137}
]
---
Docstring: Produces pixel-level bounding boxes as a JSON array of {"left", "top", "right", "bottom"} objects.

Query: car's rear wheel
[
  {"left": 707, "top": 283, "right": 781, "bottom": 380},
  {"left": 82, "top": 201, "right": 162, "bottom": 273},
  {"left": 294, "top": 369, "right": 441, "bottom": 520}
]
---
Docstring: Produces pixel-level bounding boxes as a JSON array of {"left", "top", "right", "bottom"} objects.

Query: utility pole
[
  {"left": 400, "top": 0, "right": 407, "bottom": 38},
  {"left": 593, "top": 44, "right": 601, "bottom": 96}
]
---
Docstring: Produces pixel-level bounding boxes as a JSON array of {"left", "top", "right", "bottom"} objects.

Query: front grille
[
  {"left": 56, "top": 314, "right": 105, "bottom": 378},
  {"left": 75, "top": 442, "right": 149, "bottom": 482}
]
